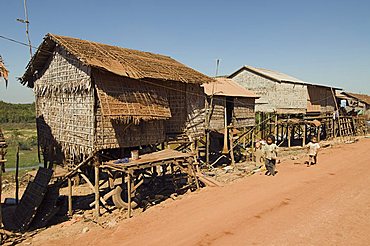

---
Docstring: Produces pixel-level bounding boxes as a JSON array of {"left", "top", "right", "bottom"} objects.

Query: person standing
[
  {"left": 262, "top": 135, "right": 278, "bottom": 176},
  {"left": 306, "top": 136, "right": 320, "bottom": 167}
]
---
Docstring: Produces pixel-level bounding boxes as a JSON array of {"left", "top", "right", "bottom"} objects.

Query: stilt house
[
  {"left": 229, "top": 65, "right": 339, "bottom": 116},
  {"left": 20, "top": 34, "right": 213, "bottom": 164},
  {"left": 338, "top": 92, "right": 370, "bottom": 119},
  {"left": 202, "top": 77, "right": 258, "bottom": 131}
]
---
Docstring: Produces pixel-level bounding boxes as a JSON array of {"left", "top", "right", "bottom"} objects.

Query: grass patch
[{"left": 1, "top": 123, "right": 39, "bottom": 169}]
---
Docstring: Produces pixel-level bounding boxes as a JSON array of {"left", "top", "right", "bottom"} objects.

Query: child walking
[
  {"left": 306, "top": 136, "right": 320, "bottom": 167},
  {"left": 262, "top": 135, "right": 278, "bottom": 176}
]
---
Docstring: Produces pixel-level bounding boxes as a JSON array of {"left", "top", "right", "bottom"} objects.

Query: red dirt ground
[{"left": 25, "top": 138, "right": 370, "bottom": 246}]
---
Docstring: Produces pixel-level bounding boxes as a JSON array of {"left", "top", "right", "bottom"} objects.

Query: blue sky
[{"left": 0, "top": 0, "right": 369, "bottom": 103}]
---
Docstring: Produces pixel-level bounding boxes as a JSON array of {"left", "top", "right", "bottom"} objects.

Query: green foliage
[
  {"left": 0, "top": 101, "right": 35, "bottom": 123},
  {"left": 2, "top": 126, "right": 39, "bottom": 168}
]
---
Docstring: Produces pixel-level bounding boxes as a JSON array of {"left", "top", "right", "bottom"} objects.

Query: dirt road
[{"left": 30, "top": 138, "right": 370, "bottom": 245}]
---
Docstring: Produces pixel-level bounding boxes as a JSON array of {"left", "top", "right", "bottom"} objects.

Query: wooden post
[
  {"left": 0, "top": 159, "right": 3, "bottom": 230},
  {"left": 68, "top": 177, "right": 73, "bottom": 216},
  {"left": 251, "top": 127, "right": 255, "bottom": 149},
  {"left": 288, "top": 125, "right": 291, "bottom": 148},
  {"left": 274, "top": 114, "right": 278, "bottom": 141},
  {"left": 317, "top": 125, "right": 321, "bottom": 142},
  {"left": 229, "top": 128, "right": 235, "bottom": 167},
  {"left": 302, "top": 124, "right": 306, "bottom": 147},
  {"left": 94, "top": 163, "right": 100, "bottom": 218},
  {"left": 206, "top": 131, "right": 210, "bottom": 165},
  {"left": 188, "top": 158, "right": 200, "bottom": 190},
  {"left": 243, "top": 127, "right": 246, "bottom": 149},
  {"left": 15, "top": 145, "right": 20, "bottom": 204},
  {"left": 222, "top": 99, "right": 228, "bottom": 154},
  {"left": 127, "top": 172, "right": 132, "bottom": 219}
]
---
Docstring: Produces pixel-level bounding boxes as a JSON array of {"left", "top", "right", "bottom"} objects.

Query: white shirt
[{"left": 307, "top": 142, "right": 320, "bottom": 156}]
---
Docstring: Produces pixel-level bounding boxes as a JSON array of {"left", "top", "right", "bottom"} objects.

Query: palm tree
[{"left": 0, "top": 55, "right": 9, "bottom": 87}]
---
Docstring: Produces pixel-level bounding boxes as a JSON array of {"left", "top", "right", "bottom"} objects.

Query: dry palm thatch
[
  {"left": 21, "top": 34, "right": 214, "bottom": 88},
  {"left": 0, "top": 56, "right": 9, "bottom": 87}
]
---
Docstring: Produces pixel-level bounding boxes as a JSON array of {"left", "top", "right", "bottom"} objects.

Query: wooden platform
[{"left": 102, "top": 149, "right": 193, "bottom": 171}]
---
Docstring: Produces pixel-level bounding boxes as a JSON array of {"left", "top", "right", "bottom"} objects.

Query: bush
[{"left": 0, "top": 101, "right": 35, "bottom": 124}]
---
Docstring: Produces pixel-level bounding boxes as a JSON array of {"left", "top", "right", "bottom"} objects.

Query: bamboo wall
[
  {"left": 207, "top": 96, "right": 225, "bottom": 131},
  {"left": 34, "top": 49, "right": 207, "bottom": 162},
  {"left": 95, "top": 106, "right": 165, "bottom": 149},
  {"left": 185, "top": 84, "right": 206, "bottom": 137},
  {"left": 163, "top": 81, "right": 187, "bottom": 134},
  {"left": 233, "top": 97, "right": 255, "bottom": 127},
  {"left": 34, "top": 47, "right": 94, "bottom": 161},
  {"left": 162, "top": 80, "right": 205, "bottom": 138},
  {"left": 93, "top": 73, "right": 167, "bottom": 149},
  {"left": 206, "top": 96, "right": 256, "bottom": 131}
]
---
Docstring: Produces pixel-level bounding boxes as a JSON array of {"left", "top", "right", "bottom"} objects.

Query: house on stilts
[
  {"left": 228, "top": 65, "right": 343, "bottom": 146},
  {"left": 202, "top": 77, "right": 258, "bottom": 163},
  {"left": 20, "top": 34, "right": 213, "bottom": 167}
]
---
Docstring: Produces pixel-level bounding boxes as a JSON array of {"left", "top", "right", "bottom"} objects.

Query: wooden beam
[
  {"left": 94, "top": 164, "right": 100, "bottom": 218},
  {"left": 127, "top": 172, "right": 132, "bottom": 219},
  {"left": 302, "top": 124, "right": 306, "bottom": 147},
  {"left": 229, "top": 128, "right": 235, "bottom": 167},
  {"left": 68, "top": 177, "right": 72, "bottom": 216},
  {"left": 15, "top": 146, "right": 19, "bottom": 204}
]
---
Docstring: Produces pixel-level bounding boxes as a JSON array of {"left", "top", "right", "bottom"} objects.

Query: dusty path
[{"left": 29, "top": 138, "right": 370, "bottom": 245}]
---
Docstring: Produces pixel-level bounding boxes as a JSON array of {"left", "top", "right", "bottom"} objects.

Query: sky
[{"left": 0, "top": 0, "right": 369, "bottom": 103}]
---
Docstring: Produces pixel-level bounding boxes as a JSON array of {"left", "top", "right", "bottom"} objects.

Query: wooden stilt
[
  {"left": 0, "top": 160, "right": 3, "bottom": 230},
  {"left": 68, "top": 177, "right": 73, "bottom": 216},
  {"left": 302, "top": 124, "right": 306, "bottom": 147},
  {"left": 288, "top": 125, "right": 291, "bottom": 148},
  {"left": 229, "top": 128, "right": 235, "bottom": 167},
  {"left": 94, "top": 164, "right": 100, "bottom": 218},
  {"left": 274, "top": 115, "right": 278, "bottom": 141},
  {"left": 188, "top": 158, "right": 200, "bottom": 190},
  {"left": 206, "top": 131, "right": 210, "bottom": 165},
  {"left": 127, "top": 172, "right": 132, "bottom": 219},
  {"left": 243, "top": 127, "right": 246, "bottom": 149},
  {"left": 252, "top": 127, "right": 255, "bottom": 149},
  {"left": 15, "top": 145, "right": 19, "bottom": 204}
]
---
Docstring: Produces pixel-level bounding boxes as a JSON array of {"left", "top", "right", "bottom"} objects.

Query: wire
[{"left": 0, "top": 34, "right": 338, "bottom": 109}]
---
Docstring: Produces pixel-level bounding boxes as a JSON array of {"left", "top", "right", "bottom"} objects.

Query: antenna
[
  {"left": 17, "top": 0, "right": 33, "bottom": 59},
  {"left": 215, "top": 59, "right": 220, "bottom": 77}
]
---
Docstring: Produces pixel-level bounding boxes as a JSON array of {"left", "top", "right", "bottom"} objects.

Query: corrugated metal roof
[
  {"left": 229, "top": 65, "right": 342, "bottom": 89},
  {"left": 244, "top": 65, "right": 306, "bottom": 83},
  {"left": 202, "top": 77, "right": 258, "bottom": 98},
  {"left": 342, "top": 92, "right": 370, "bottom": 105},
  {"left": 21, "top": 34, "right": 214, "bottom": 87}
]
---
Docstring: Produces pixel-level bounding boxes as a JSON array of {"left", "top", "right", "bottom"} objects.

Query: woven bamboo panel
[
  {"left": 35, "top": 48, "right": 94, "bottom": 161},
  {"left": 184, "top": 84, "right": 205, "bottom": 137},
  {"left": 208, "top": 96, "right": 225, "bottom": 131},
  {"left": 162, "top": 81, "right": 187, "bottom": 134},
  {"left": 95, "top": 105, "right": 165, "bottom": 149},
  {"left": 233, "top": 97, "right": 255, "bottom": 127},
  {"left": 94, "top": 72, "right": 171, "bottom": 122}
]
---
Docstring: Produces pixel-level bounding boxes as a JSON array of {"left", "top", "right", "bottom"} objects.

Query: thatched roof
[
  {"left": 202, "top": 77, "right": 258, "bottom": 98},
  {"left": 0, "top": 56, "right": 9, "bottom": 84},
  {"left": 341, "top": 92, "right": 370, "bottom": 105},
  {"left": 21, "top": 34, "right": 214, "bottom": 87}
]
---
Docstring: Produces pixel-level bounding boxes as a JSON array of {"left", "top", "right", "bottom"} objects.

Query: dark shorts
[{"left": 309, "top": 155, "right": 317, "bottom": 164}]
